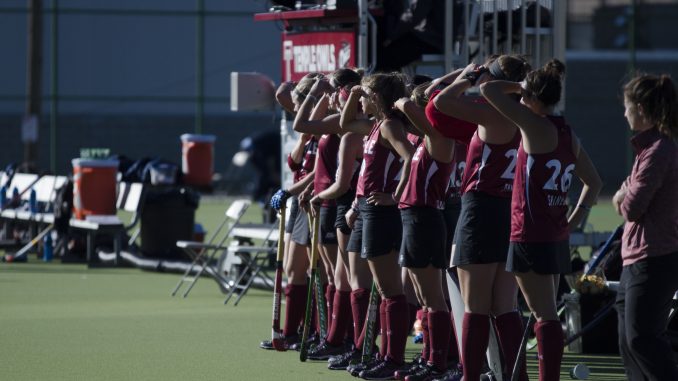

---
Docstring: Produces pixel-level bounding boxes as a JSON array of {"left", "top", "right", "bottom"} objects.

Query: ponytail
[{"left": 624, "top": 74, "right": 678, "bottom": 139}]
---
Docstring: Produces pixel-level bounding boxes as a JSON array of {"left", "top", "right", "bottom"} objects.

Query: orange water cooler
[
  {"left": 72, "top": 158, "right": 118, "bottom": 220},
  {"left": 180, "top": 134, "right": 216, "bottom": 187}
]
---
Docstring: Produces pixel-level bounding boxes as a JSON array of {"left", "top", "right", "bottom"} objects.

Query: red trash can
[
  {"left": 180, "top": 134, "right": 216, "bottom": 187},
  {"left": 72, "top": 158, "right": 118, "bottom": 220}
]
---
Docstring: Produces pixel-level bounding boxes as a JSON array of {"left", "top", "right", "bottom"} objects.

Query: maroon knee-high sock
[
  {"left": 428, "top": 310, "right": 452, "bottom": 372},
  {"left": 283, "top": 284, "right": 308, "bottom": 337},
  {"left": 462, "top": 312, "right": 490, "bottom": 381},
  {"left": 379, "top": 298, "right": 388, "bottom": 359},
  {"left": 447, "top": 313, "right": 460, "bottom": 363},
  {"left": 408, "top": 303, "right": 419, "bottom": 334},
  {"left": 385, "top": 295, "right": 408, "bottom": 365},
  {"left": 351, "top": 288, "right": 370, "bottom": 349},
  {"left": 535, "top": 320, "right": 564, "bottom": 381},
  {"left": 327, "top": 290, "right": 351, "bottom": 346},
  {"left": 494, "top": 312, "right": 528, "bottom": 381},
  {"left": 421, "top": 310, "right": 430, "bottom": 360}
]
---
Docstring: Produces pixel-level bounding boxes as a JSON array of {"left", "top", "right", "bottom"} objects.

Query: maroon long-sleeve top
[{"left": 620, "top": 127, "right": 678, "bottom": 265}]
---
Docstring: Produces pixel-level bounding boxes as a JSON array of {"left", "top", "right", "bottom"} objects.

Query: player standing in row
[
  {"left": 613, "top": 74, "right": 678, "bottom": 381},
  {"left": 391, "top": 79, "right": 471, "bottom": 380},
  {"left": 481, "top": 59, "right": 602, "bottom": 381},
  {"left": 292, "top": 68, "right": 366, "bottom": 360},
  {"left": 433, "top": 55, "right": 530, "bottom": 381},
  {"left": 264, "top": 74, "right": 322, "bottom": 350},
  {"left": 341, "top": 73, "right": 415, "bottom": 380}
]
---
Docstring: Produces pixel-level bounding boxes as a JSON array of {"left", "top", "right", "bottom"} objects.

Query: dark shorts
[
  {"left": 347, "top": 197, "right": 402, "bottom": 259},
  {"left": 452, "top": 192, "right": 511, "bottom": 266},
  {"left": 506, "top": 240, "right": 571, "bottom": 275},
  {"left": 285, "top": 196, "right": 299, "bottom": 234},
  {"left": 443, "top": 196, "right": 462, "bottom": 265},
  {"left": 291, "top": 207, "right": 311, "bottom": 246},
  {"left": 319, "top": 206, "right": 338, "bottom": 245},
  {"left": 399, "top": 207, "right": 447, "bottom": 269},
  {"left": 334, "top": 191, "right": 355, "bottom": 235}
]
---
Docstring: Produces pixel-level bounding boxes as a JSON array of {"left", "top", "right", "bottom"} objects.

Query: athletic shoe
[
  {"left": 359, "top": 359, "right": 403, "bottom": 380},
  {"left": 393, "top": 361, "right": 423, "bottom": 380},
  {"left": 328, "top": 349, "right": 361, "bottom": 370},
  {"left": 259, "top": 334, "right": 299, "bottom": 350},
  {"left": 430, "top": 368, "right": 462, "bottom": 381},
  {"left": 307, "top": 341, "right": 346, "bottom": 360},
  {"left": 348, "top": 357, "right": 381, "bottom": 377},
  {"left": 289, "top": 332, "right": 319, "bottom": 351},
  {"left": 404, "top": 364, "right": 445, "bottom": 381}
]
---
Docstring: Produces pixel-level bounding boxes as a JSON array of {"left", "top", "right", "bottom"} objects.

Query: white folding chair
[{"left": 171, "top": 199, "right": 251, "bottom": 298}]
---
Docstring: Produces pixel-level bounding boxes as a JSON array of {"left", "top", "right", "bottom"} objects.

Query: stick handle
[{"left": 271, "top": 205, "right": 286, "bottom": 349}]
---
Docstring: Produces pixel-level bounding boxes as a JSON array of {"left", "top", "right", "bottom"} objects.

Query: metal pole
[
  {"left": 50, "top": 0, "right": 58, "bottom": 174},
  {"left": 507, "top": 0, "right": 513, "bottom": 53},
  {"left": 25, "top": 0, "right": 43, "bottom": 171},
  {"left": 444, "top": 0, "right": 453, "bottom": 72},
  {"left": 195, "top": 0, "right": 204, "bottom": 134},
  {"left": 357, "top": 0, "right": 368, "bottom": 69}
]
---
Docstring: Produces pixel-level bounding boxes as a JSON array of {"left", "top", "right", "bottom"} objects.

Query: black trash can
[{"left": 140, "top": 186, "right": 199, "bottom": 259}]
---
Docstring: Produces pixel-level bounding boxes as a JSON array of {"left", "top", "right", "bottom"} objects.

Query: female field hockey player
[
  {"left": 434, "top": 55, "right": 531, "bottom": 381},
  {"left": 481, "top": 59, "right": 602, "bottom": 381}
]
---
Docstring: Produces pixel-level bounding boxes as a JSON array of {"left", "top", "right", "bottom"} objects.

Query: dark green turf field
[{"left": 0, "top": 197, "right": 627, "bottom": 380}]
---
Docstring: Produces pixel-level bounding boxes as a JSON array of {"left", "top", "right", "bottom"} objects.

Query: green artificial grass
[{"left": 0, "top": 197, "right": 628, "bottom": 380}]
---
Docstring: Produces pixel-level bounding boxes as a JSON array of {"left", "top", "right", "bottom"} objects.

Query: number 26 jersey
[{"left": 510, "top": 116, "right": 576, "bottom": 243}]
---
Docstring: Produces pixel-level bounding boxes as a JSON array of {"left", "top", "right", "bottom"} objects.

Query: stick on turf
[
  {"left": 270, "top": 205, "right": 287, "bottom": 351},
  {"left": 299, "top": 214, "right": 320, "bottom": 362},
  {"left": 510, "top": 313, "right": 534, "bottom": 381},
  {"left": 361, "top": 282, "right": 379, "bottom": 363}
]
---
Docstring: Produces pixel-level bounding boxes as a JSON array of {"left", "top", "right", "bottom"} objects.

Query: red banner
[{"left": 282, "top": 31, "right": 355, "bottom": 82}]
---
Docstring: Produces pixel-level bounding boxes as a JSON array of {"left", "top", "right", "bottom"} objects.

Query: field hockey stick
[
  {"left": 314, "top": 264, "right": 329, "bottom": 340},
  {"left": 306, "top": 212, "right": 328, "bottom": 340},
  {"left": 299, "top": 214, "right": 320, "bottom": 362},
  {"left": 11, "top": 224, "right": 54, "bottom": 260},
  {"left": 271, "top": 205, "right": 287, "bottom": 351},
  {"left": 510, "top": 313, "right": 534, "bottom": 381},
  {"left": 583, "top": 225, "right": 623, "bottom": 276},
  {"left": 361, "top": 281, "right": 380, "bottom": 363}
]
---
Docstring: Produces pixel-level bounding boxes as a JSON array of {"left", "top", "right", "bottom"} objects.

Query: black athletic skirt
[
  {"left": 285, "top": 196, "right": 299, "bottom": 234},
  {"left": 347, "top": 197, "right": 402, "bottom": 259},
  {"left": 319, "top": 205, "right": 338, "bottom": 245},
  {"left": 399, "top": 207, "right": 447, "bottom": 269},
  {"left": 506, "top": 240, "right": 571, "bottom": 275},
  {"left": 452, "top": 192, "right": 511, "bottom": 266},
  {"left": 334, "top": 191, "right": 355, "bottom": 235},
  {"left": 443, "top": 196, "right": 462, "bottom": 265}
]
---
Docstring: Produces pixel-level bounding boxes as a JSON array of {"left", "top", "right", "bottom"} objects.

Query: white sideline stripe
[{"left": 567, "top": 50, "right": 678, "bottom": 62}]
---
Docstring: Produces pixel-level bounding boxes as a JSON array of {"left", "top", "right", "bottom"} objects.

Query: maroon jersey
[
  {"left": 510, "top": 116, "right": 576, "bottom": 243},
  {"left": 314, "top": 134, "right": 340, "bottom": 207},
  {"left": 356, "top": 121, "right": 402, "bottom": 198},
  {"left": 294, "top": 137, "right": 318, "bottom": 182},
  {"left": 399, "top": 141, "right": 454, "bottom": 210},
  {"left": 461, "top": 130, "right": 521, "bottom": 198},
  {"left": 447, "top": 140, "right": 468, "bottom": 199}
]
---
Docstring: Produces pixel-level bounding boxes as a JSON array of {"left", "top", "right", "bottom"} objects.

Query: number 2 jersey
[
  {"left": 461, "top": 129, "right": 521, "bottom": 198},
  {"left": 510, "top": 116, "right": 576, "bottom": 243}
]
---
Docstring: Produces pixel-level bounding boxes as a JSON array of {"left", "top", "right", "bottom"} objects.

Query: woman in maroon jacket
[
  {"left": 481, "top": 59, "right": 601, "bottom": 381},
  {"left": 612, "top": 74, "right": 678, "bottom": 381}
]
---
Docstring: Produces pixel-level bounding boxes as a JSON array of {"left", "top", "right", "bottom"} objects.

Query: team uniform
[
  {"left": 507, "top": 115, "right": 575, "bottom": 274},
  {"left": 346, "top": 121, "right": 404, "bottom": 258},
  {"left": 334, "top": 156, "right": 361, "bottom": 235},
  {"left": 398, "top": 141, "right": 454, "bottom": 269},
  {"left": 291, "top": 137, "right": 318, "bottom": 246},
  {"left": 452, "top": 129, "right": 521, "bottom": 266},
  {"left": 314, "top": 134, "right": 340, "bottom": 245}
]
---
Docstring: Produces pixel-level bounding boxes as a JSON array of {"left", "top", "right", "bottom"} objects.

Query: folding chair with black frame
[
  {"left": 171, "top": 199, "right": 251, "bottom": 298},
  {"left": 223, "top": 220, "right": 278, "bottom": 306}
]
